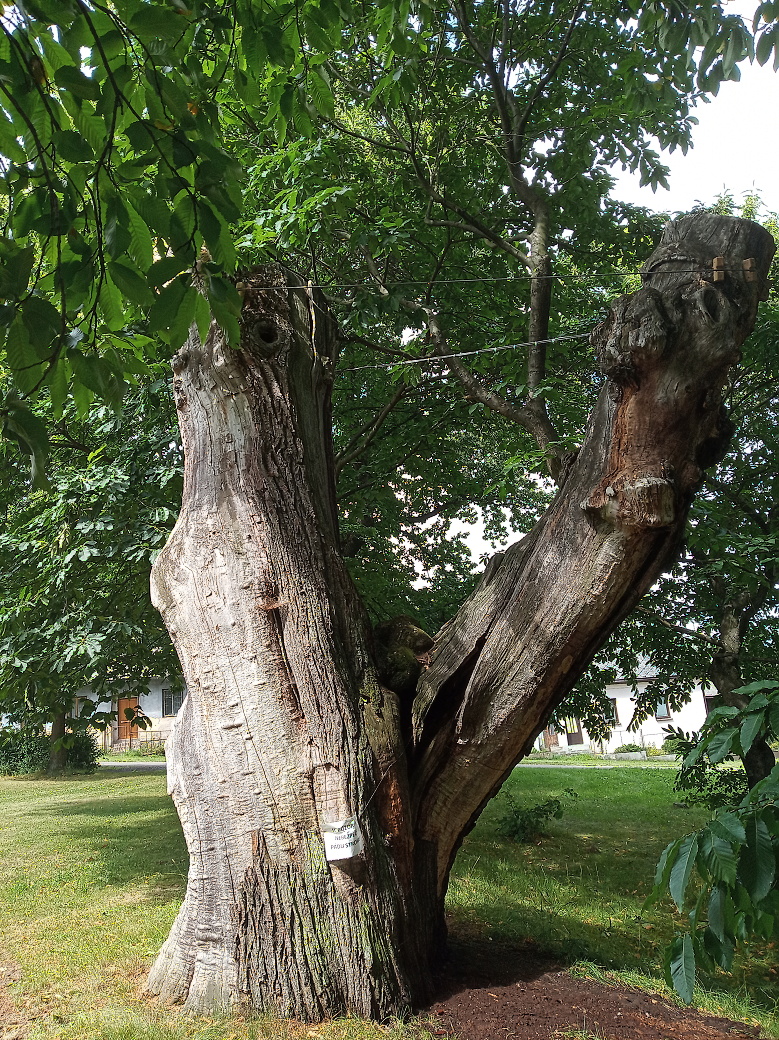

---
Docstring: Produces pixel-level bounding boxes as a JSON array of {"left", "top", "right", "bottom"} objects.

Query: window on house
[
  {"left": 655, "top": 700, "right": 672, "bottom": 720},
  {"left": 162, "top": 688, "right": 185, "bottom": 717},
  {"left": 608, "top": 698, "right": 619, "bottom": 724}
]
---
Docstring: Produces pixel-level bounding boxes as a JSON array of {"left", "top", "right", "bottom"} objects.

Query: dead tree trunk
[{"left": 148, "top": 214, "right": 774, "bottom": 1019}]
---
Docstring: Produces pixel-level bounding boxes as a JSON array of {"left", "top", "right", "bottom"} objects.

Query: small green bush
[
  {"left": 663, "top": 726, "right": 748, "bottom": 808},
  {"left": 496, "top": 787, "right": 578, "bottom": 842},
  {"left": 0, "top": 728, "right": 49, "bottom": 775},
  {"left": 613, "top": 743, "right": 643, "bottom": 753},
  {"left": 137, "top": 738, "right": 166, "bottom": 756},
  {"left": 63, "top": 729, "right": 101, "bottom": 772}
]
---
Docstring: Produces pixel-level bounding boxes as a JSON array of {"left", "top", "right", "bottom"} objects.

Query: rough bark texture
[
  {"left": 148, "top": 272, "right": 425, "bottom": 1018},
  {"left": 149, "top": 215, "right": 774, "bottom": 1020}
]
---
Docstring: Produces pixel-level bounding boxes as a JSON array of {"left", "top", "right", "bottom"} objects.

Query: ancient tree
[{"left": 147, "top": 214, "right": 774, "bottom": 1018}]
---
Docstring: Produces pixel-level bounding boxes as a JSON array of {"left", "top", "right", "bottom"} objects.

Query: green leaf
[
  {"left": 52, "top": 129, "right": 94, "bottom": 162},
  {"left": 54, "top": 65, "right": 101, "bottom": 101},
  {"left": 756, "top": 25, "right": 778, "bottom": 67},
  {"left": 308, "top": 67, "right": 335, "bottom": 120},
  {"left": 666, "top": 933, "right": 695, "bottom": 1004},
  {"left": 707, "top": 884, "right": 728, "bottom": 942},
  {"left": 669, "top": 833, "right": 698, "bottom": 910},
  {"left": 699, "top": 829, "right": 738, "bottom": 885},
  {"left": 740, "top": 814, "right": 775, "bottom": 903},
  {"left": 99, "top": 276, "right": 126, "bottom": 331},
  {"left": 108, "top": 261, "right": 154, "bottom": 306},
  {"left": 711, "top": 811, "right": 746, "bottom": 847},
  {"left": 129, "top": 5, "right": 189, "bottom": 43},
  {"left": 740, "top": 710, "right": 767, "bottom": 756},
  {"left": 125, "top": 202, "right": 154, "bottom": 271},
  {"left": 734, "top": 680, "right": 779, "bottom": 698},
  {"left": 706, "top": 726, "right": 738, "bottom": 764},
  {"left": 147, "top": 255, "right": 190, "bottom": 288},
  {"left": 196, "top": 199, "right": 236, "bottom": 270},
  {"left": 148, "top": 276, "right": 188, "bottom": 334},
  {"left": 170, "top": 193, "right": 197, "bottom": 253},
  {"left": 3, "top": 404, "right": 50, "bottom": 490},
  {"left": 193, "top": 290, "right": 211, "bottom": 342},
  {"left": 21, "top": 296, "right": 61, "bottom": 356},
  {"left": 46, "top": 358, "right": 68, "bottom": 420},
  {"left": 5, "top": 315, "right": 43, "bottom": 393}
]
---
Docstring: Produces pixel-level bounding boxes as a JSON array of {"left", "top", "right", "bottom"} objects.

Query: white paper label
[{"left": 322, "top": 816, "right": 363, "bottom": 861}]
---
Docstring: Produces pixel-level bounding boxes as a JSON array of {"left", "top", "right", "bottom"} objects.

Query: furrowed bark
[
  {"left": 149, "top": 214, "right": 773, "bottom": 1021},
  {"left": 148, "top": 270, "right": 425, "bottom": 1018},
  {"left": 410, "top": 214, "right": 775, "bottom": 904}
]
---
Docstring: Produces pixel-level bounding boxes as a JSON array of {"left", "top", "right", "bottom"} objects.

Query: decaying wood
[{"left": 149, "top": 215, "right": 774, "bottom": 1019}]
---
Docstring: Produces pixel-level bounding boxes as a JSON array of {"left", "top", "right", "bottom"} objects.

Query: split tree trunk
[{"left": 149, "top": 215, "right": 774, "bottom": 1019}]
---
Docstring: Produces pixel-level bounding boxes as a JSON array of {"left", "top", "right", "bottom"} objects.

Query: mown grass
[
  {"left": 100, "top": 749, "right": 167, "bottom": 761},
  {"left": 1, "top": 765, "right": 778, "bottom": 1039}
]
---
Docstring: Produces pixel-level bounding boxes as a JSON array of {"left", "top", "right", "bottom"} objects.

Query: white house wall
[
  {"left": 541, "top": 679, "right": 710, "bottom": 753},
  {"left": 77, "top": 678, "right": 184, "bottom": 748}
]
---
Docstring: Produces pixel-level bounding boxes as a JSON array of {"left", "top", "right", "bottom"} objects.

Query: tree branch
[
  {"left": 513, "top": 1, "right": 585, "bottom": 156},
  {"left": 335, "top": 385, "right": 409, "bottom": 477},
  {"left": 635, "top": 606, "right": 720, "bottom": 647},
  {"left": 421, "top": 306, "right": 564, "bottom": 477}
]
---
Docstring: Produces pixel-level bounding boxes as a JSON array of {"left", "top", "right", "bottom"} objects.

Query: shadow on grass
[{"left": 23, "top": 781, "right": 188, "bottom": 901}]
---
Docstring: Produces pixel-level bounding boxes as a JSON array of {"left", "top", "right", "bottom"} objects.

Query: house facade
[
  {"left": 538, "top": 672, "right": 713, "bottom": 754},
  {"left": 77, "top": 679, "right": 186, "bottom": 750}
]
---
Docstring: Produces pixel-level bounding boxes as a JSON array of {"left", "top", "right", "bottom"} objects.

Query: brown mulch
[{"left": 423, "top": 938, "right": 764, "bottom": 1040}]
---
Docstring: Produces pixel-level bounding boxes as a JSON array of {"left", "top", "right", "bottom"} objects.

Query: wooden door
[
  {"left": 563, "top": 717, "right": 584, "bottom": 745},
  {"left": 117, "top": 697, "right": 139, "bottom": 741}
]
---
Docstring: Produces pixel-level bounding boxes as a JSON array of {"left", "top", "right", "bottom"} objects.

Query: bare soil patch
[
  {"left": 0, "top": 961, "right": 30, "bottom": 1040},
  {"left": 424, "top": 938, "right": 763, "bottom": 1040}
]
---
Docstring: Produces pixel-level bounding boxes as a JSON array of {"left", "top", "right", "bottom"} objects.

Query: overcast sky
[{"left": 612, "top": 42, "right": 779, "bottom": 216}]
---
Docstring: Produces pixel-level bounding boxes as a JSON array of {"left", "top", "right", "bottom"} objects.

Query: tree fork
[{"left": 149, "top": 215, "right": 773, "bottom": 1020}]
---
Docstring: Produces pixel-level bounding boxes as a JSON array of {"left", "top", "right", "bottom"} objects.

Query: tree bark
[
  {"left": 47, "top": 711, "right": 68, "bottom": 775},
  {"left": 708, "top": 592, "right": 776, "bottom": 787},
  {"left": 149, "top": 214, "right": 774, "bottom": 1019},
  {"left": 147, "top": 271, "right": 426, "bottom": 1017}
]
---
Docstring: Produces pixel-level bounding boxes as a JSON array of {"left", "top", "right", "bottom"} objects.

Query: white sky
[{"left": 612, "top": 41, "right": 779, "bottom": 216}]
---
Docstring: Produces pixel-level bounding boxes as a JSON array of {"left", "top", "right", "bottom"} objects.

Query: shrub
[
  {"left": 63, "top": 729, "right": 101, "bottom": 772},
  {"left": 663, "top": 726, "right": 748, "bottom": 809},
  {"left": 496, "top": 787, "right": 578, "bottom": 842},
  {"left": 0, "top": 728, "right": 49, "bottom": 775},
  {"left": 613, "top": 743, "right": 643, "bottom": 753},
  {"left": 136, "top": 738, "right": 166, "bottom": 757}
]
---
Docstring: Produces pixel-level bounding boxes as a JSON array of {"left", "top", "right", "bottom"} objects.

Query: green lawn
[
  {"left": 452, "top": 767, "right": 779, "bottom": 1033},
  {"left": 1, "top": 765, "right": 777, "bottom": 1039}
]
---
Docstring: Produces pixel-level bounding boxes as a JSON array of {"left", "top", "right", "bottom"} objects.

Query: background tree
[
  {"left": 0, "top": 381, "right": 181, "bottom": 772},
  {"left": 0, "top": 0, "right": 778, "bottom": 1024}
]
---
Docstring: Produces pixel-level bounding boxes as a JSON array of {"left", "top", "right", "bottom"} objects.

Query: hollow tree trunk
[
  {"left": 149, "top": 215, "right": 774, "bottom": 1019},
  {"left": 147, "top": 272, "right": 425, "bottom": 1017}
]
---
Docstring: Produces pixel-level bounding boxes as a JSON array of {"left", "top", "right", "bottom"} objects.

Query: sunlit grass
[
  {"left": 0, "top": 770, "right": 435, "bottom": 1040},
  {"left": 448, "top": 767, "right": 779, "bottom": 1035},
  {"left": 2, "top": 765, "right": 778, "bottom": 1038}
]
